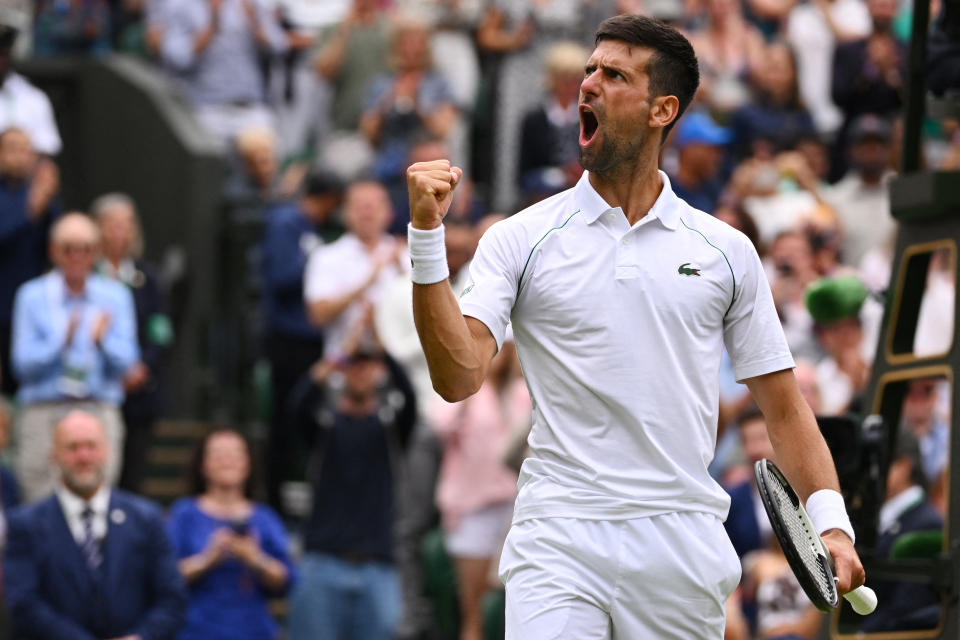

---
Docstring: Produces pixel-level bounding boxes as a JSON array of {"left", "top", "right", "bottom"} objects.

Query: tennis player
[{"left": 406, "top": 14, "right": 865, "bottom": 638}]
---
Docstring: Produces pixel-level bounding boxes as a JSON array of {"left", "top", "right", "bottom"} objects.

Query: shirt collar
[
  {"left": 51, "top": 269, "right": 91, "bottom": 300},
  {"left": 56, "top": 483, "right": 111, "bottom": 520},
  {"left": 574, "top": 170, "right": 681, "bottom": 231}
]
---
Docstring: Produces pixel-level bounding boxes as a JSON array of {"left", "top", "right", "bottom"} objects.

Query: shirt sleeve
[
  {"left": 722, "top": 234, "right": 795, "bottom": 382},
  {"left": 26, "top": 91, "right": 62, "bottom": 156},
  {"left": 458, "top": 221, "right": 523, "bottom": 353}
]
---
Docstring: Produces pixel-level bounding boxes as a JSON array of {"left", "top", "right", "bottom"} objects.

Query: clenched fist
[{"left": 406, "top": 160, "right": 463, "bottom": 230}]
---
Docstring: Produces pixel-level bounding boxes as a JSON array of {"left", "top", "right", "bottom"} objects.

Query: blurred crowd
[{"left": 0, "top": 0, "right": 957, "bottom": 639}]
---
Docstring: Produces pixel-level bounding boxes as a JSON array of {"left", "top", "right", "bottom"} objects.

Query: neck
[
  {"left": 204, "top": 484, "right": 245, "bottom": 506},
  {"left": 859, "top": 170, "right": 884, "bottom": 186},
  {"left": 359, "top": 235, "right": 381, "bottom": 251},
  {"left": 339, "top": 394, "right": 377, "bottom": 417},
  {"left": 69, "top": 483, "right": 102, "bottom": 502},
  {"left": 588, "top": 153, "right": 664, "bottom": 226},
  {"left": 64, "top": 275, "right": 86, "bottom": 294}
]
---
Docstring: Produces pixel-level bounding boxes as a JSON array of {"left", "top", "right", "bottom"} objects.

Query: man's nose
[{"left": 580, "top": 70, "right": 600, "bottom": 97}]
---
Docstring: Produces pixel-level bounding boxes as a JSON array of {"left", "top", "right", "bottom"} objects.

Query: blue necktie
[{"left": 80, "top": 506, "right": 103, "bottom": 571}]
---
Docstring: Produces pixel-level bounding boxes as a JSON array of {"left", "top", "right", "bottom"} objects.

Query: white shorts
[
  {"left": 498, "top": 512, "right": 741, "bottom": 640},
  {"left": 444, "top": 501, "right": 515, "bottom": 558}
]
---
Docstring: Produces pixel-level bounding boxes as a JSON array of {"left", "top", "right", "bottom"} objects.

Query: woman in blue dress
[{"left": 168, "top": 428, "right": 294, "bottom": 640}]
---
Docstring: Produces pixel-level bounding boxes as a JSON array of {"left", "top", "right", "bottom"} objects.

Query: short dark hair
[{"left": 595, "top": 14, "right": 700, "bottom": 140}]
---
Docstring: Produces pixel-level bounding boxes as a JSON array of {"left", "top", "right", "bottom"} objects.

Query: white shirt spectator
[
  {"left": 787, "top": 0, "right": 871, "bottom": 135},
  {"left": 304, "top": 232, "right": 406, "bottom": 359},
  {"left": 0, "top": 72, "right": 62, "bottom": 155},
  {"left": 825, "top": 171, "right": 897, "bottom": 268}
]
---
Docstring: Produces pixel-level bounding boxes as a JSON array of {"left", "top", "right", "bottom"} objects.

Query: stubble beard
[
  {"left": 578, "top": 126, "right": 648, "bottom": 181},
  {"left": 62, "top": 467, "right": 105, "bottom": 497}
]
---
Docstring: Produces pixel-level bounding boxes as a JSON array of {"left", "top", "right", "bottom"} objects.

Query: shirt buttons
[{"left": 622, "top": 238, "right": 630, "bottom": 245}]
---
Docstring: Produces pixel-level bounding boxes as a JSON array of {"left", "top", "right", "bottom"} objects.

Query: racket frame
[{"left": 754, "top": 458, "right": 841, "bottom": 613}]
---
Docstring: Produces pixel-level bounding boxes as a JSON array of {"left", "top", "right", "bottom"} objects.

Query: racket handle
[{"left": 843, "top": 586, "right": 877, "bottom": 615}]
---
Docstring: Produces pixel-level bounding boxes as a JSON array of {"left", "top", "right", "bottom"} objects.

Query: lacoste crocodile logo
[{"left": 678, "top": 263, "right": 702, "bottom": 276}]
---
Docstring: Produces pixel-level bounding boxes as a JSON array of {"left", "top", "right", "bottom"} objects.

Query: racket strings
[{"left": 770, "top": 476, "right": 835, "bottom": 598}]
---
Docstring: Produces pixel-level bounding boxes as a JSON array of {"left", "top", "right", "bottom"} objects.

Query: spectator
[
  {"left": 160, "top": 0, "right": 288, "bottom": 145},
  {"left": 731, "top": 41, "right": 816, "bottom": 161},
  {"left": 0, "top": 127, "right": 61, "bottom": 396},
  {"left": 11, "top": 212, "right": 139, "bottom": 502},
  {"left": 731, "top": 150, "right": 833, "bottom": 246},
  {"left": 517, "top": 41, "right": 588, "bottom": 205},
  {"left": 686, "top": 0, "right": 765, "bottom": 113},
  {"left": 167, "top": 428, "right": 294, "bottom": 640},
  {"left": 723, "top": 408, "right": 823, "bottom": 638},
  {"left": 314, "top": 0, "right": 390, "bottom": 134},
  {"left": 359, "top": 14, "right": 459, "bottom": 183},
  {"left": 287, "top": 348, "right": 416, "bottom": 640},
  {"left": 832, "top": 0, "right": 904, "bottom": 144},
  {"left": 0, "top": 25, "right": 63, "bottom": 156},
  {"left": 312, "top": 0, "right": 391, "bottom": 179},
  {"left": 723, "top": 407, "right": 775, "bottom": 559},
  {"left": 430, "top": 339, "right": 530, "bottom": 640},
  {"left": 32, "top": 0, "right": 112, "bottom": 56},
  {"left": 824, "top": 113, "right": 896, "bottom": 269},
  {"left": 92, "top": 193, "right": 173, "bottom": 494},
  {"left": 667, "top": 110, "right": 731, "bottom": 213},
  {"left": 304, "top": 179, "right": 406, "bottom": 360},
  {"left": 786, "top": 0, "right": 871, "bottom": 136},
  {"left": 764, "top": 230, "right": 822, "bottom": 360},
  {"left": 260, "top": 170, "right": 343, "bottom": 513},
  {"left": 901, "top": 377, "right": 950, "bottom": 485},
  {"left": 805, "top": 275, "right": 873, "bottom": 415},
  {"left": 224, "top": 126, "right": 282, "bottom": 206},
  {"left": 741, "top": 539, "right": 822, "bottom": 639},
  {"left": 3, "top": 409, "right": 186, "bottom": 639},
  {"left": 860, "top": 428, "right": 942, "bottom": 632}
]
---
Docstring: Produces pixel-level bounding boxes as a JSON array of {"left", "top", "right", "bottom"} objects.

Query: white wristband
[
  {"left": 408, "top": 223, "right": 449, "bottom": 285},
  {"left": 806, "top": 489, "right": 855, "bottom": 544}
]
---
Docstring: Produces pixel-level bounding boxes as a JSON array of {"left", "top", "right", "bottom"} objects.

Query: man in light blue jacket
[{"left": 11, "top": 212, "right": 138, "bottom": 502}]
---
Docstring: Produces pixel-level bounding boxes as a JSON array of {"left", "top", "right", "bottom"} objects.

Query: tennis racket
[{"left": 754, "top": 458, "right": 877, "bottom": 615}]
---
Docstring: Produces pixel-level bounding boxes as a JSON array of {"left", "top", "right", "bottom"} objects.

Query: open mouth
[{"left": 580, "top": 106, "right": 599, "bottom": 147}]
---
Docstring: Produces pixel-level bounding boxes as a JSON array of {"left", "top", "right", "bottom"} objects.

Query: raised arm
[
  {"left": 745, "top": 368, "right": 866, "bottom": 595},
  {"left": 407, "top": 160, "right": 497, "bottom": 402}
]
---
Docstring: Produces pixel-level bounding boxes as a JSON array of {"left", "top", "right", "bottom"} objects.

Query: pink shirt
[{"left": 431, "top": 378, "right": 531, "bottom": 530}]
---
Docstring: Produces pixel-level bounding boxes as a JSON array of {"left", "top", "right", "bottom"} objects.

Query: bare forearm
[
  {"left": 308, "top": 288, "right": 365, "bottom": 326},
  {"left": 254, "top": 555, "right": 288, "bottom": 590},
  {"left": 768, "top": 398, "right": 840, "bottom": 500},
  {"left": 177, "top": 554, "right": 212, "bottom": 583},
  {"left": 412, "top": 282, "right": 487, "bottom": 402},
  {"left": 746, "top": 369, "right": 840, "bottom": 501}
]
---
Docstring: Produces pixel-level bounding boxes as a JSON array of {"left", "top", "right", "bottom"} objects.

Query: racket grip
[{"left": 843, "top": 586, "right": 877, "bottom": 615}]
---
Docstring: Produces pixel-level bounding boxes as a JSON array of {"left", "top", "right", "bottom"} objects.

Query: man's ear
[{"left": 649, "top": 95, "right": 680, "bottom": 132}]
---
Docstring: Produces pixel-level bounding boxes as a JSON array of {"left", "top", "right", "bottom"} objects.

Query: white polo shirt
[{"left": 459, "top": 170, "right": 794, "bottom": 524}]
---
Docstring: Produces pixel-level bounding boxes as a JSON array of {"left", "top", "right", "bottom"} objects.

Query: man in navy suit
[
  {"left": 861, "top": 429, "right": 943, "bottom": 633},
  {"left": 3, "top": 409, "right": 186, "bottom": 640}
]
